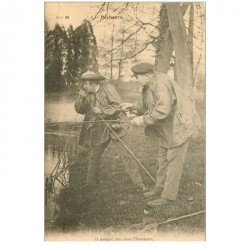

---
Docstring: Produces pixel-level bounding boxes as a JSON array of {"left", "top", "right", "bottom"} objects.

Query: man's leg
[
  {"left": 161, "top": 140, "right": 189, "bottom": 200},
  {"left": 147, "top": 140, "right": 189, "bottom": 207},
  {"left": 114, "top": 136, "right": 145, "bottom": 188},
  {"left": 153, "top": 145, "right": 169, "bottom": 194},
  {"left": 144, "top": 143, "right": 170, "bottom": 198},
  {"left": 85, "top": 141, "right": 110, "bottom": 188}
]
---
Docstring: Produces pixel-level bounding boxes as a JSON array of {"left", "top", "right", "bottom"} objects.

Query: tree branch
[
  {"left": 104, "top": 26, "right": 144, "bottom": 55},
  {"left": 132, "top": 18, "right": 158, "bottom": 40},
  {"left": 180, "top": 3, "right": 189, "bottom": 15},
  {"left": 117, "top": 3, "right": 129, "bottom": 15},
  {"left": 102, "top": 40, "right": 154, "bottom": 67},
  {"left": 92, "top": 3, "right": 106, "bottom": 22}
]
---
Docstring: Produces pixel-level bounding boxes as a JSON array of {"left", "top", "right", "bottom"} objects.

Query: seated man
[
  {"left": 120, "top": 63, "right": 201, "bottom": 207},
  {"left": 74, "top": 71, "right": 147, "bottom": 199}
]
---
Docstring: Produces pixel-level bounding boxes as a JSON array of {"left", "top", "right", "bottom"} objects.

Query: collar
[
  {"left": 143, "top": 75, "right": 154, "bottom": 89},
  {"left": 142, "top": 84, "right": 150, "bottom": 91},
  {"left": 95, "top": 84, "right": 100, "bottom": 93}
]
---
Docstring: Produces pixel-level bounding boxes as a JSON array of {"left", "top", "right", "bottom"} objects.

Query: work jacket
[
  {"left": 133, "top": 72, "right": 201, "bottom": 148},
  {"left": 74, "top": 84, "right": 128, "bottom": 146}
]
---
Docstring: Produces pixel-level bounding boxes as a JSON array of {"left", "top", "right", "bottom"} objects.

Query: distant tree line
[{"left": 45, "top": 20, "right": 98, "bottom": 93}]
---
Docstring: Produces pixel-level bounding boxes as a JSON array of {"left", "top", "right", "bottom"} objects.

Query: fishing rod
[
  {"left": 85, "top": 96, "right": 156, "bottom": 183},
  {"left": 82, "top": 120, "right": 132, "bottom": 124},
  {"left": 131, "top": 210, "right": 205, "bottom": 231},
  {"left": 53, "top": 51, "right": 155, "bottom": 182},
  {"left": 45, "top": 120, "right": 133, "bottom": 125},
  {"left": 46, "top": 120, "right": 132, "bottom": 124},
  {"left": 158, "top": 210, "right": 205, "bottom": 226},
  {"left": 65, "top": 67, "right": 155, "bottom": 183}
]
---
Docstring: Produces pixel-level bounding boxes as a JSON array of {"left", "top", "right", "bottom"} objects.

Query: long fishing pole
[
  {"left": 86, "top": 97, "right": 156, "bottom": 183},
  {"left": 131, "top": 210, "right": 205, "bottom": 231},
  {"left": 66, "top": 68, "right": 155, "bottom": 183},
  {"left": 83, "top": 120, "right": 131, "bottom": 124},
  {"left": 158, "top": 210, "right": 205, "bottom": 226},
  {"left": 46, "top": 120, "right": 132, "bottom": 124}
]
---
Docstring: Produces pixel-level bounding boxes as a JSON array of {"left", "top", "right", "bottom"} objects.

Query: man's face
[
  {"left": 79, "top": 80, "right": 98, "bottom": 93},
  {"left": 135, "top": 74, "right": 152, "bottom": 87}
]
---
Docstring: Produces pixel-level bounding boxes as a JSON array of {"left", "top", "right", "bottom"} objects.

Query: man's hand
[
  {"left": 119, "top": 102, "right": 134, "bottom": 111},
  {"left": 131, "top": 116, "right": 145, "bottom": 126},
  {"left": 79, "top": 89, "right": 87, "bottom": 97},
  {"left": 92, "top": 107, "right": 103, "bottom": 115}
]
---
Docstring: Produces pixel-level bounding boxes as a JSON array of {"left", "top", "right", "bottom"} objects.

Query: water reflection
[
  {"left": 45, "top": 132, "right": 86, "bottom": 230},
  {"left": 45, "top": 135, "right": 69, "bottom": 228},
  {"left": 45, "top": 94, "right": 82, "bottom": 123},
  {"left": 45, "top": 145, "right": 60, "bottom": 175}
]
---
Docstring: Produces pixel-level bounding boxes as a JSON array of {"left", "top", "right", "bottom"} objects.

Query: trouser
[
  {"left": 85, "top": 141, "right": 109, "bottom": 187},
  {"left": 114, "top": 136, "right": 143, "bottom": 185},
  {"left": 85, "top": 137, "right": 143, "bottom": 187},
  {"left": 154, "top": 140, "right": 190, "bottom": 200}
]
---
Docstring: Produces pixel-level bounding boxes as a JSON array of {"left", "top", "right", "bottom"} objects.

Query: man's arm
[
  {"left": 74, "top": 90, "right": 89, "bottom": 114},
  {"left": 143, "top": 80, "right": 172, "bottom": 125},
  {"left": 100, "top": 84, "right": 122, "bottom": 117},
  {"left": 119, "top": 100, "right": 144, "bottom": 115},
  {"left": 132, "top": 101, "right": 145, "bottom": 115}
]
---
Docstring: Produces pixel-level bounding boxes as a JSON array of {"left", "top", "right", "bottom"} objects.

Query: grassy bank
[
  {"left": 45, "top": 81, "right": 205, "bottom": 239},
  {"left": 45, "top": 124, "right": 205, "bottom": 237}
]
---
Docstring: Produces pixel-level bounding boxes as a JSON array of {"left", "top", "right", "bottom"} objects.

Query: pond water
[
  {"left": 45, "top": 146, "right": 60, "bottom": 175},
  {"left": 45, "top": 92, "right": 139, "bottom": 229},
  {"left": 45, "top": 94, "right": 80, "bottom": 219},
  {"left": 45, "top": 94, "right": 83, "bottom": 123},
  {"left": 45, "top": 144, "right": 60, "bottom": 227},
  {"left": 45, "top": 137, "right": 74, "bottom": 228},
  {"left": 45, "top": 94, "right": 81, "bottom": 193}
]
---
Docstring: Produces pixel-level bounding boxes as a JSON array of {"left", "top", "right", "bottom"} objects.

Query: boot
[
  {"left": 147, "top": 197, "right": 174, "bottom": 207},
  {"left": 135, "top": 182, "right": 149, "bottom": 192},
  {"left": 143, "top": 188, "right": 162, "bottom": 198}
]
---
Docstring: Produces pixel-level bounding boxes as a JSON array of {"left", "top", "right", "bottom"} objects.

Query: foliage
[
  {"left": 45, "top": 24, "right": 67, "bottom": 92},
  {"left": 45, "top": 20, "right": 99, "bottom": 93},
  {"left": 74, "top": 20, "right": 99, "bottom": 77}
]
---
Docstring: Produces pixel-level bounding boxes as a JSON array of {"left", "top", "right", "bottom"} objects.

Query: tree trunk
[
  {"left": 155, "top": 3, "right": 173, "bottom": 73},
  {"left": 110, "top": 23, "right": 114, "bottom": 81},
  {"left": 134, "top": 3, "right": 138, "bottom": 62},
  {"left": 167, "top": 3, "right": 193, "bottom": 87},
  {"left": 155, "top": 3, "right": 189, "bottom": 74},
  {"left": 117, "top": 29, "right": 125, "bottom": 85},
  {"left": 188, "top": 3, "right": 194, "bottom": 77}
]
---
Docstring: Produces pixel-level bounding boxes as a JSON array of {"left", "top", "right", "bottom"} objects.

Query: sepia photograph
[{"left": 44, "top": 2, "right": 206, "bottom": 241}]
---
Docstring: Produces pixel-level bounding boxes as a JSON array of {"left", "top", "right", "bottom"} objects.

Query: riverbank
[{"left": 45, "top": 123, "right": 205, "bottom": 239}]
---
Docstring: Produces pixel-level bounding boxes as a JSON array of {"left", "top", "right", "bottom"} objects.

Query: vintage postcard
[{"left": 44, "top": 2, "right": 205, "bottom": 241}]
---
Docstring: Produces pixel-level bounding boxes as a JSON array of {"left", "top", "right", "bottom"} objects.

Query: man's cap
[
  {"left": 80, "top": 70, "right": 105, "bottom": 81},
  {"left": 131, "top": 63, "right": 154, "bottom": 76}
]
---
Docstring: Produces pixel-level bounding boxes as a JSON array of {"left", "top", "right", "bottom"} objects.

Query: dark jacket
[{"left": 75, "top": 84, "right": 128, "bottom": 146}]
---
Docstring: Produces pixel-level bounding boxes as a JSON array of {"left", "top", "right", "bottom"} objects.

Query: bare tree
[
  {"left": 167, "top": 3, "right": 193, "bottom": 88},
  {"left": 90, "top": 2, "right": 204, "bottom": 88},
  {"left": 117, "top": 27, "right": 125, "bottom": 84},
  {"left": 110, "top": 23, "right": 115, "bottom": 82},
  {"left": 155, "top": 3, "right": 189, "bottom": 74},
  {"left": 155, "top": 3, "right": 173, "bottom": 73},
  {"left": 188, "top": 3, "right": 194, "bottom": 76},
  {"left": 92, "top": 3, "right": 158, "bottom": 78}
]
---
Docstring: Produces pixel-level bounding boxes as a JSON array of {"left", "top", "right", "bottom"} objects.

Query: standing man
[
  {"left": 120, "top": 63, "right": 201, "bottom": 207},
  {"left": 74, "top": 71, "right": 147, "bottom": 198}
]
